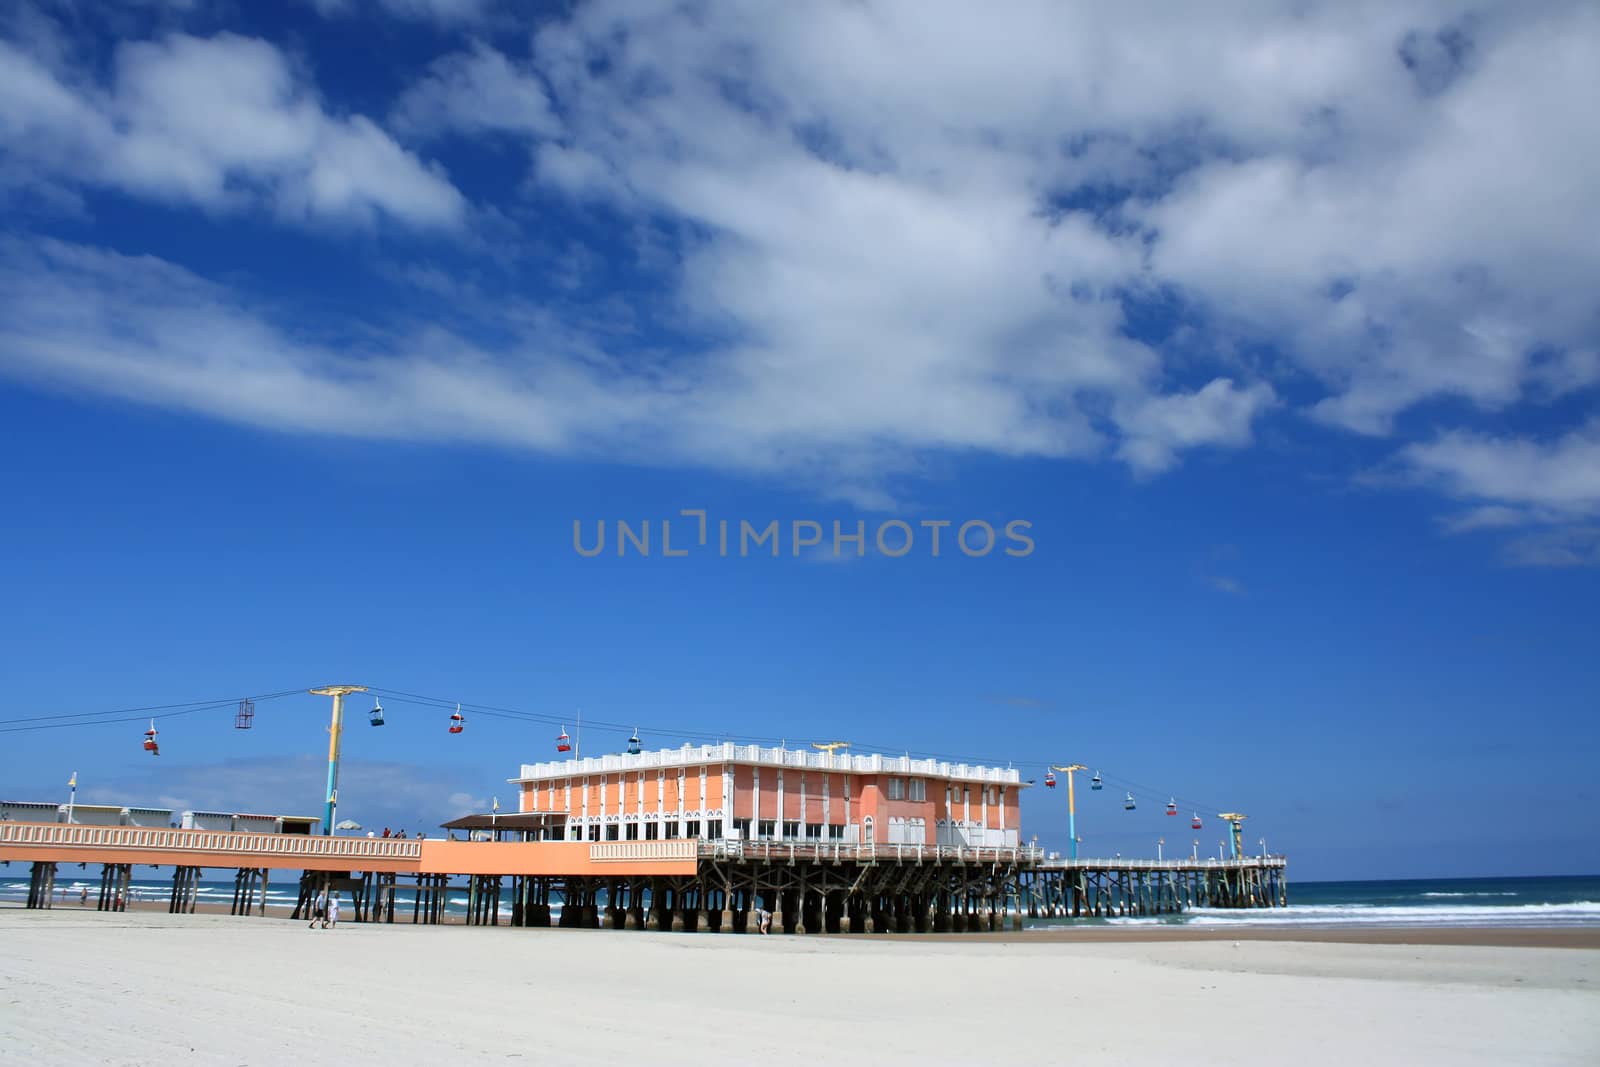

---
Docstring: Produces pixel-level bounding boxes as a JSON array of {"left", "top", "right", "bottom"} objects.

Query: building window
[
  {"left": 783, "top": 820, "right": 800, "bottom": 838},
  {"left": 605, "top": 824, "right": 619, "bottom": 841},
  {"left": 758, "top": 820, "right": 775, "bottom": 839},
  {"left": 909, "top": 779, "right": 926, "bottom": 802},
  {"left": 707, "top": 819, "right": 723, "bottom": 838},
  {"left": 686, "top": 820, "right": 701, "bottom": 838},
  {"left": 570, "top": 825, "right": 581, "bottom": 841},
  {"left": 887, "top": 778, "right": 905, "bottom": 801},
  {"left": 665, "top": 822, "right": 680, "bottom": 839},
  {"left": 827, "top": 824, "right": 844, "bottom": 840},
  {"left": 645, "top": 821, "right": 659, "bottom": 840},
  {"left": 733, "top": 818, "right": 752, "bottom": 839},
  {"left": 625, "top": 823, "right": 639, "bottom": 840},
  {"left": 805, "top": 823, "right": 822, "bottom": 839},
  {"left": 587, "top": 824, "right": 600, "bottom": 842}
]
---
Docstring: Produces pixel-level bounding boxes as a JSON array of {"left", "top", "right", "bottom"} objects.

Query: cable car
[
  {"left": 142, "top": 720, "right": 160, "bottom": 757},
  {"left": 627, "top": 728, "right": 641, "bottom": 755},
  {"left": 1166, "top": 798, "right": 1178, "bottom": 816},
  {"left": 448, "top": 703, "right": 465, "bottom": 735},
  {"left": 1044, "top": 771, "right": 1057, "bottom": 789},
  {"left": 234, "top": 698, "right": 254, "bottom": 730},
  {"left": 1090, "top": 771, "right": 1103, "bottom": 791},
  {"left": 1123, "top": 792, "right": 1136, "bottom": 811},
  {"left": 556, "top": 727, "right": 571, "bottom": 753},
  {"left": 1191, "top": 812, "right": 1203, "bottom": 830},
  {"left": 369, "top": 699, "right": 385, "bottom": 727}
]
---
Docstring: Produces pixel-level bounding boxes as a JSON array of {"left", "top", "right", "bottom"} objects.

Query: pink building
[{"left": 511, "top": 742, "right": 1025, "bottom": 847}]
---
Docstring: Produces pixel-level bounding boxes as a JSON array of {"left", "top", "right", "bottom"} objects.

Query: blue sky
[{"left": 1, "top": 0, "right": 1597, "bottom": 882}]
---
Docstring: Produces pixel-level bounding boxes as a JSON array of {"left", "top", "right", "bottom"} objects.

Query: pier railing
[
  {"left": 0, "top": 820, "right": 423, "bottom": 862},
  {"left": 590, "top": 840, "right": 698, "bottom": 863},
  {"left": 1035, "top": 855, "right": 1287, "bottom": 871},
  {"left": 700, "top": 839, "right": 1044, "bottom": 865}
]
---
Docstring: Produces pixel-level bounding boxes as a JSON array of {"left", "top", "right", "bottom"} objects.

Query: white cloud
[
  {"left": 5, "top": 2, "right": 1599, "bottom": 516},
  {"left": 1115, "top": 378, "right": 1277, "bottom": 474},
  {"left": 1401, "top": 423, "right": 1600, "bottom": 516},
  {"left": 0, "top": 31, "right": 464, "bottom": 228},
  {"left": 392, "top": 40, "right": 559, "bottom": 139}
]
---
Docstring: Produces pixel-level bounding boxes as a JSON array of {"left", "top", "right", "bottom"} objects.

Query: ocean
[
  {"left": 1026, "top": 874, "right": 1600, "bottom": 929},
  {"left": 5, "top": 872, "right": 1598, "bottom": 929}
]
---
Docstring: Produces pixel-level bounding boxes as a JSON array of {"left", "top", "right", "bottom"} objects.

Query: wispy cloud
[
  {"left": 0, "top": 31, "right": 464, "bottom": 228},
  {"left": 1204, "top": 575, "right": 1247, "bottom": 596},
  {"left": 47, "top": 754, "right": 490, "bottom": 833}
]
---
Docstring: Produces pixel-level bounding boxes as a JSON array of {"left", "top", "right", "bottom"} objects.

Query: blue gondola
[
  {"left": 627, "top": 728, "right": 641, "bottom": 755},
  {"left": 369, "top": 699, "right": 385, "bottom": 727},
  {"left": 1090, "top": 772, "right": 1103, "bottom": 791},
  {"left": 1123, "top": 792, "right": 1136, "bottom": 811}
]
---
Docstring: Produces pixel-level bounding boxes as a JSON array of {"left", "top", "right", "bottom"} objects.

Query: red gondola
[
  {"left": 1044, "top": 771, "right": 1057, "bottom": 789},
  {"left": 1166, "top": 798, "right": 1178, "bottom": 816},
  {"left": 556, "top": 727, "right": 571, "bottom": 753},
  {"left": 142, "top": 719, "right": 160, "bottom": 757},
  {"left": 448, "top": 703, "right": 465, "bottom": 735},
  {"left": 1191, "top": 812, "right": 1203, "bottom": 830}
]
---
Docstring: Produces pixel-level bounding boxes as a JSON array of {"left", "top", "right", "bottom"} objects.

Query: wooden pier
[{"left": 2, "top": 821, "right": 1287, "bottom": 931}]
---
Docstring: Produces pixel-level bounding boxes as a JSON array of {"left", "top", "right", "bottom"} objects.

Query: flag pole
[{"left": 67, "top": 771, "right": 77, "bottom": 824}]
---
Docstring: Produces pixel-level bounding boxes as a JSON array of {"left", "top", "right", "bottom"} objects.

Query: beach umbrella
[{"left": 336, "top": 819, "right": 362, "bottom": 831}]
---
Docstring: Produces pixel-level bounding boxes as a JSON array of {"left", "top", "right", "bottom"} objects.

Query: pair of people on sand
[{"left": 309, "top": 892, "right": 341, "bottom": 929}]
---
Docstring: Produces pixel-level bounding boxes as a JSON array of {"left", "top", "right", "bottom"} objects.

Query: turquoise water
[{"left": 8, "top": 872, "right": 1599, "bottom": 928}]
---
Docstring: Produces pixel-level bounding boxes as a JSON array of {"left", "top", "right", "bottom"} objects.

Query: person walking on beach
[
  {"left": 756, "top": 906, "right": 772, "bottom": 934},
  {"left": 309, "top": 890, "right": 326, "bottom": 929},
  {"left": 324, "top": 893, "right": 341, "bottom": 929}
]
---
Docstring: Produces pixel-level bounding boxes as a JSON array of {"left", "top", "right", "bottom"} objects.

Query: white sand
[{"left": 1, "top": 910, "right": 1596, "bottom": 1066}]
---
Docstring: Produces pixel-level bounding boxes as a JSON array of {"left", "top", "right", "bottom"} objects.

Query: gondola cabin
[
  {"left": 1123, "top": 792, "right": 1136, "bottom": 811},
  {"left": 1090, "top": 772, "right": 1102, "bottom": 791},
  {"left": 142, "top": 720, "right": 160, "bottom": 757},
  {"left": 627, "top": 729, "right": 641, "bottom": 755},
  {"left": 1044, "top": 771, "right": 1056, "bottom": 788},
  {"left": 1191, "top": 813, "right": 1203, "bottom": 829},
  {"left": 556, "top": 728, "right": 571, "bottom": 753},
  {"left": 448, "top": 705, "right": 465, "bottom": 734},
  {"left": 1166, "top": 798, "right": 1178, "bottom": 816},
  {"left": 369, "top": 699, "right": 385, "bottom": 727}
]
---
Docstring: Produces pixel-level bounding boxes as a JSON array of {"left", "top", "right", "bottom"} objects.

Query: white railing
[
  {"left": 699, "top": 840, "right": 1044, "bottom": 865},
  {"left": 1035, "top": 856, "right": 1288, "bottom": 871},
  {"left": 589, "top": 839, "right": 698, "bottom": 863},
  {"left": 516, "top": 742, "right": 1022, "bottom": 785},
  {"left": 0, "top": 820, "right": 422, "bottom": 861}
]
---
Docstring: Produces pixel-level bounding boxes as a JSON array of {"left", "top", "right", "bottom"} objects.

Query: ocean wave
[
  {"left": 1181, "top": 901, "right": 1600, "bottom": 928},
  {"left": 1418, "top": 891, "right": 1519, "bottom": 898}
]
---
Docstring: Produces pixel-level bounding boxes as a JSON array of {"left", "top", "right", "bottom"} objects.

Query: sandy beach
[{"left": 1, "top": 908, "right": 1595, "bottom": 1066}]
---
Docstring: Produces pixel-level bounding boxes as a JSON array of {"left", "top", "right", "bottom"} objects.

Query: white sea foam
[{"left": 1181, "top": 901, "right": 1600, "bottom": 928}]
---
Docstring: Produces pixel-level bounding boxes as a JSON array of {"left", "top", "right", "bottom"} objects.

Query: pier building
[{"left": 511, "top": 742, "right": 1024, "bottom": 848}]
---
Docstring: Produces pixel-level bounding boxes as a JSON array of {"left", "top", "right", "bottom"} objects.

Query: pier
[{"left": 1, "top": 820, "right": 1286, "bottom": 930}]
